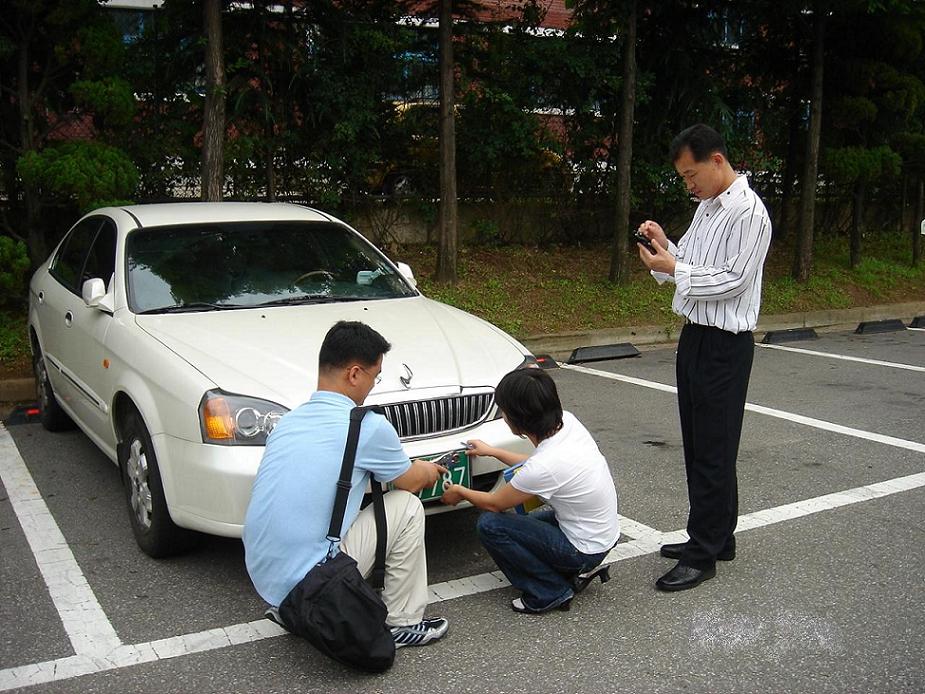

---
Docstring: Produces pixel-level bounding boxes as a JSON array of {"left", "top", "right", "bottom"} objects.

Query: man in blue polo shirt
[{"left": 244, "top": 320, "right": 449, "bottom": 649}]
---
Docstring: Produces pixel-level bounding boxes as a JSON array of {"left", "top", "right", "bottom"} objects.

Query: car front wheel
[
  {"left": 119, "top": 409, "right": 193, "bottom": 557},
  {"left": 33, "top": 349, "right": 73, "bottom": 432}
]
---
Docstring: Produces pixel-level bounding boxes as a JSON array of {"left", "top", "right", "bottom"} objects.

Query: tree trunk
[
  {"left": 792, "top": 5, "right": 825, "bottom": 282},
  {"left": 608, "top": 0, "right": 637, "bottom": 284},
  {"left": 260, "top": 6, "right": 276, "bottom": 202},
  {"left": 850, "top": 179, "right": 864, "bottom": 268},
  {"left": 777, "top": 108, "right": 801, "bottom": 242},
  {"left": 266, "top": 127, "right": 276, "bottom": 202},
  {"left": 435, "top": 0, "right": 458, "bottom": 284},
  {"left": 436, "top": 0, "right": 458, "bottom": 284},
  {"left": 202, "top": 0, "right": 225, "bottom": 202},
  {"left": 18, "top": 42, "right": 45, "bottom": 264},
  {"left": 914, "top": 178, "right": 923, "bottom": 267}
]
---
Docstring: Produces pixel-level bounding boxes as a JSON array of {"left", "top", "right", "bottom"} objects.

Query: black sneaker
[{"left": 390, "top": 617, "right": 449, "bottom": 648}]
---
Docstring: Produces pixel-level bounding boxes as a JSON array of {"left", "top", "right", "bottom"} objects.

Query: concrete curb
[
  {"left": 2, "top": 301, "right": 923, "bottom": 406},
  {"left": 0, "top": 377, "right": 35, "bottom": 404},
  {"left": 521, "top": 300, "right": 925, "bottom": 361}
]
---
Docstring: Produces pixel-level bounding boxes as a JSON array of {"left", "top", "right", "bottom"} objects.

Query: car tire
[
  {"left": 119, "top": 409, "right": 194, "bottom": 558},
  {"left": 33, "top": 349, "right": 73, "bottom": 432}
]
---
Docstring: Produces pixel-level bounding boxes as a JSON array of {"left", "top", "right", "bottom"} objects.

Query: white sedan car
[{"left": 29, "top": 202, "right": 536, "bottom": 557}]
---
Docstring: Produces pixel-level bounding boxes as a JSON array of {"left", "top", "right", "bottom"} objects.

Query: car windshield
[{"left": 125, "top": 221, "right": 416, "bottom": 313}]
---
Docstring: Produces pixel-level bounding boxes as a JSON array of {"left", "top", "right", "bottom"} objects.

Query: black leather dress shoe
[
  {"left": 659, "top": 542, "right": 735, "bottom": 561},
  {"left": 655, "top": 563, "right": 716, "bottom": 592}
]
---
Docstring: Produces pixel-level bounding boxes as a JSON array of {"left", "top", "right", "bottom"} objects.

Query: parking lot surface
[{"left": 1, "top": 327, "right": 923, "bottom": 693}]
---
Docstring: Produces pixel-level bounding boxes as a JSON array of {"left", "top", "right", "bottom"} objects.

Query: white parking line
[
  {"left": 424, "top": 470, "right": 925, "bottom": 602},
  {"left": 561, "top": 363, "right": 925, "bottom": 454},
  {"left": 0, "top": 620, "right": 287, "bottom": 691},
  {"left": 3, "top": 423, "right": 925, "bottom": 689},
  {"left": 616, "top": 515, "right": 661, "bottom": 541},
  {"left": 757, "top": 343, "right": 925, "bottom": 372},
  {"left": 0, "top": 424, "right": 122, "bottom": 658}
]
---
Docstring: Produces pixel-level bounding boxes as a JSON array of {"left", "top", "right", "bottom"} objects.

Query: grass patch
[
  {"left": 0, "top": 311, "right": 31, "bottom": 377},
  {"left": 409, "top": 230, "right": 924, "bottom": 338}
]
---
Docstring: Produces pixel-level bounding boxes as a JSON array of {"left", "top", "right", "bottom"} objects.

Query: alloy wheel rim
[{"left": 126, "top": 438, "right": 153, "bottom": 530}]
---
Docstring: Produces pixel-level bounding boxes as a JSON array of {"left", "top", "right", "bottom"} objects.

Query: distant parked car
[{"left": 28, "top": 202, "right": 536, "bottom": 557}]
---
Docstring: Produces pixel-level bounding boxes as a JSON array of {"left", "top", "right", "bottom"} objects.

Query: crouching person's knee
[
  {"left": 386, "top": 489, "right": 425, "bottom": 536},
  {"left": 476, "top": 511, "right": 506, "bottom": 540}
]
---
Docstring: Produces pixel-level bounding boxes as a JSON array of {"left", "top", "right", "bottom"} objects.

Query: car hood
[{"left": 135, "top": 296, "right": 529, "bottom": 408}]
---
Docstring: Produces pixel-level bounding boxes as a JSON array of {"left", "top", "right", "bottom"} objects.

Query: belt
[{"left": 683, "top": 319, "right": 754, "bottom": 337}]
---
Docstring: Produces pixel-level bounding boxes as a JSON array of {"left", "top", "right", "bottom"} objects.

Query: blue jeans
[{"left": 477, "top": 509, "right": 609, "bottom": 610}]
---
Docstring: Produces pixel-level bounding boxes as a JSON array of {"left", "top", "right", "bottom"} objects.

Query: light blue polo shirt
[{"left": 243, "top": 391, "right": 411, "bottom": 606}]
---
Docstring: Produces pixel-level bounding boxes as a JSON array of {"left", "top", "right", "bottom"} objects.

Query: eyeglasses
[{"left": 359, "top": 366, "right": 382, "bottom": 385}]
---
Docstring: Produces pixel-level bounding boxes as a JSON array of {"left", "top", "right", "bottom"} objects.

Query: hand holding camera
[{"left": 632, "top": 229, "right": 657, "bottom": 254}]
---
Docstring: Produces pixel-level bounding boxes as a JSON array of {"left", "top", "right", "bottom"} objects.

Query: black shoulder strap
[
  {"left": 326, "top": 405, "right": 388, "bottom": 592},
  {"left": 369, "top": 472, "right": 388, "bottom": 591}
]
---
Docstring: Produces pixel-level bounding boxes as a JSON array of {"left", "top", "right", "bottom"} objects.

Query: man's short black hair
[
  {"left": 669, "top": 123, "right": 728, "bottom": 163},
  {"left": 318, "top": 321, "right": 391, "bottom": 371},
  {"left": 494, "top": 368, "right": 563, "bottom": 441}
]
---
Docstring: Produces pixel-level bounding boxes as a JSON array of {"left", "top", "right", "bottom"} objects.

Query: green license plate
[{"left": 417, "top": 451, "right": 470, "bottom": 502}]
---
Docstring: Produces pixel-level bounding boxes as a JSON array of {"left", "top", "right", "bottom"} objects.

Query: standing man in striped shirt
[{"left": 635, "top": 124, "right": 772, "bottom": 592}]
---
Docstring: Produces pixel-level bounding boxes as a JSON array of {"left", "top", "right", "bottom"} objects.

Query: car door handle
[
  {"left": 64, "top": 310, "right": 73, "bottom": 327},
  {"left": 38, "top": 290, "right": 45, "bottom": 304}
]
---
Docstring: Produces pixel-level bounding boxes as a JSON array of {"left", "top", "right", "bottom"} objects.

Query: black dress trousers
[{"left": 675, "top": 321, "right": 755, "bottom": 570}]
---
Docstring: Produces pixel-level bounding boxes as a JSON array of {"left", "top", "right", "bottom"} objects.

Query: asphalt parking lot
[{"left": 1, "top": 326, "right": 923, "bottom": 693}]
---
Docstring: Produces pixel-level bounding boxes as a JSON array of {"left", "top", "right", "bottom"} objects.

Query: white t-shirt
[{"left": 509, "top": 411, "right": 620, "bottom": 554}]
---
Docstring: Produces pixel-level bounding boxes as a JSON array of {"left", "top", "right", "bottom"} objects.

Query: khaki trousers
[{"left": 340, "top": 489, "right": 428, "bottom": 627}]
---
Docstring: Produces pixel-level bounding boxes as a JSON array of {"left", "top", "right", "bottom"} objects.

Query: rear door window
[{"left": 50, "top": 218, "right": 106, "bottom": 294}]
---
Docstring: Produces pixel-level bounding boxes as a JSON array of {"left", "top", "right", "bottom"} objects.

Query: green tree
[
  {"left": 17, "top": 141, "right": 139, "bottom": 212},
  {"left": 794, "top": 1, "right": 827, "bottom": 282},
  {"left": 202, "top": 0, "right": 226, "bottom": 201},
  {"left": 406, "top": 0, "right": 484, "bottom": 284},
  {"left": 566, "top": 0, "right": 638, "bottom": 283},
  {"left": 0, "top": 236, "right": 30, "bottom": 306},
  {"left": 821, "top": 7, "right": 924, "bottom": 267},
  {"left": 0, "top": 0, "right": 136, "bottom": 264},
  {"left": 436, "top": 0, "right": 458, "bottom": 284},
  {"left": 894, "top": 133, "right": 925, "bottom": 265}
]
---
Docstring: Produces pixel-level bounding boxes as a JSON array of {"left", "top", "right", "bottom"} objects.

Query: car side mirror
[
  {"left": 396, "top": 261, "right": 417, "bottom": 288},
  {"left": 82, "top": 278, "right": 113, "bottom": 313}
]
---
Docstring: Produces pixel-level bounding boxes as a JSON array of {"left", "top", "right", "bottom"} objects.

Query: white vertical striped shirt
[{"left": 651, "top": 175, "right": 772, "bottom": 333}]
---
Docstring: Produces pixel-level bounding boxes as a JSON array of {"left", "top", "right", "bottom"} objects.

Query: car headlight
[
  {"left": 199, "top": 390, "right": 289, "bottom": 445},
  {"left": 489, "top": 353, "right": 539, "bottom": 420}
]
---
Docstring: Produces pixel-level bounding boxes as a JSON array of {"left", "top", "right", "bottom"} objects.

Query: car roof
[{"left": 112, "top": 202, "right": 332, "bottom": 228}]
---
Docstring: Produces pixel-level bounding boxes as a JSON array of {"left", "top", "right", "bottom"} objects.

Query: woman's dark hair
[
  {"left": 669, "top": 123, "right": 727, "bottom": 163},
  {"left": 494, "top": 368, "right": 563, "bottom": 441},
  {"left": 318, "top": 321, "right": 391, "bottom": 371}
]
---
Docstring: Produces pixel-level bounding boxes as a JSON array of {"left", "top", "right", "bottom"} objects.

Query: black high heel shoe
[
  {"left": 572, "top": 565, "right": 611, "bottom": 595},
  {"left": 511, "top": 596, "right": 572, "bottom": 614}
]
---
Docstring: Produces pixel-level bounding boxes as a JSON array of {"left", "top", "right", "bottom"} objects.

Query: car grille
[{"left": 381, "top": 393, "right": 495, "bottom": 440}]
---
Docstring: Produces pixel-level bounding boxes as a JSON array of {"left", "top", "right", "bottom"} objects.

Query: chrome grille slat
[{"left": 380, "top": 393, "right": 495, "bottom": 441}]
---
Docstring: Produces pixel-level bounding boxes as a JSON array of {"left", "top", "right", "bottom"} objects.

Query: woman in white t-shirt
[{"left": 442, "top": 368, "right": 620, "bottom": 614}]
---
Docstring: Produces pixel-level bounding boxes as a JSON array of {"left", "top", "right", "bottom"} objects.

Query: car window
[
  {"left": 50, "top": 218, "right": 105, "bottom": 293},
  {"left": 82, "top": 220, "right": 117, "bottom": 291},
  {"left": 125, "top": 221, "right": 417, "bottom": 313}
]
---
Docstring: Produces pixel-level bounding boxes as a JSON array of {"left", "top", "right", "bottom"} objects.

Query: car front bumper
[{"left": 155, "top": 417, "right": 534, "bottom": 538}]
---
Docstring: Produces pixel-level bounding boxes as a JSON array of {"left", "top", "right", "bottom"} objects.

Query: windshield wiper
[
  {"left": 137, "top": 302, "right": 245, "bottom": 315},
  {"left": 254, "top": 295, "right": 369, "bottom": 308}
]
